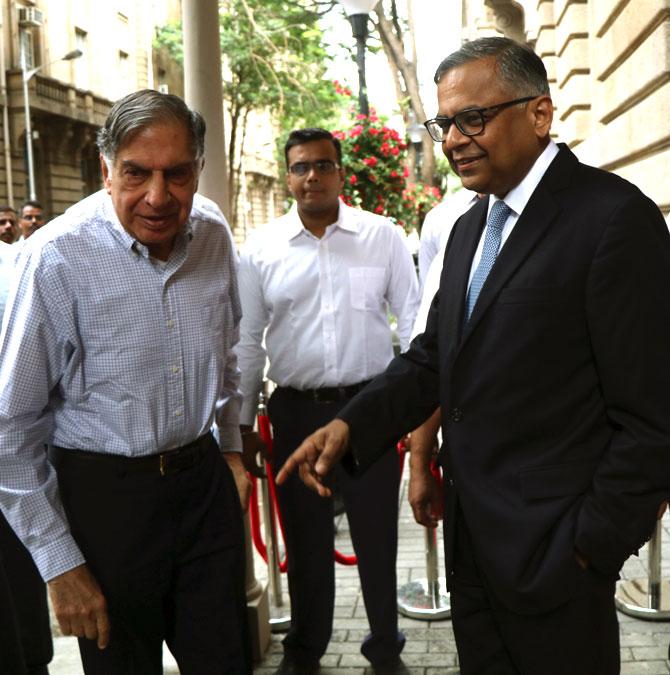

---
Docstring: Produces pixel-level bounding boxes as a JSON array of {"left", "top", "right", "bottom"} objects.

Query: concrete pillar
[
  {"left": 244, "top": 514, "right": 271, "bottom": 661},
  {"left": 182, "top": 0, "right": 271, "bottom": 661},
  {"left": 181, "top": 0, "right": 230, "bottom": 219}
]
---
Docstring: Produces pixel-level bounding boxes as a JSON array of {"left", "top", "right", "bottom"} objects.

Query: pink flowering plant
[
  {"left": 400, "top": 182, "right": 444, "bottom": 231},
  {"left": 332, "top": 86, "right": 442, "bottom": 231}
]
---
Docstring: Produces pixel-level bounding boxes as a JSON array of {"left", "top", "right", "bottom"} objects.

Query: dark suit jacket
[{"left": 339, "top": 144, "right": 670, "bottom": 614}]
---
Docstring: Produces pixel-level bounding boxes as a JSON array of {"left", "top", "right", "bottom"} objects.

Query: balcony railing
[{"left": 6, "top": 69, "right": 112, "bottom": 128}]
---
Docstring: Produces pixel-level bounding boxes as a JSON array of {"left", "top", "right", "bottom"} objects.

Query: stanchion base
[
  {"left": 615, "top": 578, "right": 670, "bottom": 620},
  {"left": 397, "top": 577, "right": 451, "bottom": 620},
  {"left": 268, "top": 605, "right": 291, "bottom": 633}
]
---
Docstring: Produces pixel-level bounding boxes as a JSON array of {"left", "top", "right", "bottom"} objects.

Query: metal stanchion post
[
  {"left": 257, "top": 392, "right": 291, "bottom": 631},
  {"left": 397, "top": 523, "right": 450, "bottom": 619},
  {"left": 615, "top": 520, "right": 670, "bottom": 619},
  {"left": 397, "top": 458, "right": 450, "bottom": 620}
]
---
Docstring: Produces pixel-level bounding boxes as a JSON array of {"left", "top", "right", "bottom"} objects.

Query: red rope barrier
[
  {"left": 257, "top": 413, "right": 289, "bottom": 572},
  {"left": 429, "top": 455, "right": 444, "bottom": 510},
  {"left": 397, "top": 437, "right": 407, "bottom": 475}
]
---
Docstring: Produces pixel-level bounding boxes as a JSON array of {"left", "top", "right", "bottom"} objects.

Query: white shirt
[
  {"left": 418, "top": 189, "right": 480, "bottom": 286},
  {"left": 237, "top": 200, "right": 420, "bottom": 425},
  {"left": 467, "top": 140, "right": 560, "bottom": 289},
  {"left": 0, "top": 190, "right": 243, "bottom": 581},
  {"left": 0, "top": 242, "right": 15, "bottom": 322},
  {"left": 412, "top": 252, "right": 445, "bottom": 340}
]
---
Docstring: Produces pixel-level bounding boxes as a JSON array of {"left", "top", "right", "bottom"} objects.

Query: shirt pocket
[
  {"left": 348, "top": 267, "right": 386, "bottom": 311},
  {"left": 199, "top": 293, "right": 230, "bottom": 336}
]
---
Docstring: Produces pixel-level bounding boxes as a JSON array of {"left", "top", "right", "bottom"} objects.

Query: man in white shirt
[
  {"left": 417, "top": 189, "right": 479, "bottom": 288},
  {"left": 18, "top": 200, "right": 46, "bottom": 240},
  {"left": 0, "top": 206, "right": 19, "bottom": 245},
  {"left": 238, "top": 128, "right": 419, "bottom": 674}
]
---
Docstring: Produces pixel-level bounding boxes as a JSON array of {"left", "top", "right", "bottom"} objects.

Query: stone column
[
  {"left": 181, "top": 0, "right": 230, "bottom": 219},
  {"left": 182, "top": 0, "right": 271, "bottom": 660}
]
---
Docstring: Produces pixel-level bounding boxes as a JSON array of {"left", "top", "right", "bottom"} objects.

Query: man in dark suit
[{"left": 277, "top": 37, "right": 670, "bottom": 674}]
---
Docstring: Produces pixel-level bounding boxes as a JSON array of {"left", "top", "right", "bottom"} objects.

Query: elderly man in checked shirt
[
  {"left": 0, "top": 90, "right": 252, "bottom": 674},
  {"left": 237, "top": 128, "right": 419, "bottom": 675}
]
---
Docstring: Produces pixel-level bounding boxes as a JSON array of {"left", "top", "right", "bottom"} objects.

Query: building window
[
  {"left": 117, "top": 0, "right": 131, "bottom": 21},
  {"left": 19, "top": 29, "right": 35, "bottom": 70},
  {"left": 157, "top": 68, "right": 168, "bottom": 94},
  {"left": 74, "top": 28, "right": 88, "bottom": 89},
  {"left": 118, "top": 50, "right": 129, "bottom": 97}
]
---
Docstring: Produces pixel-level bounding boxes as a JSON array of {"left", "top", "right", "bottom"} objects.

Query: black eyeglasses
[
  {"left": 424, "top": 96, "right": 538, "bottom": 142},
  {"left": 0, "top": 218, "right": 16, "bottom": 225},
  {"left": 288, "top": 160, "right": 340, "bottom": 177}
]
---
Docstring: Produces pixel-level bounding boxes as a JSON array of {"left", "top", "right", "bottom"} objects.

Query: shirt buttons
[
  {"left": 451, "top": 408, "right": 463, "bottom": 422},
  {"left": 166, "top": 319, "right": 175, "bottom": 328},
  {"left": 171, "top": 365, "right": 180, "bottom": 374},
  {"left": 174, "top": 409, "right": 183, "bottom": 417}
]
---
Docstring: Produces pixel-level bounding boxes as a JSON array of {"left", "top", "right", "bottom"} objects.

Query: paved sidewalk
[{"left": 49, "top": 466, "right": 670, "bottom": 674}]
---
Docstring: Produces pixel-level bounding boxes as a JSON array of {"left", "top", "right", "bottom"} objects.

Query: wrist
[{"left": 409, "top": 453, "right": 433, "bottom": 471}]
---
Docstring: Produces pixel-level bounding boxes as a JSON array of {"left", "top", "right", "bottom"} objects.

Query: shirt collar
[
  {"left": 287, "top": 199, "right": 359, "bottom": 240},
  {"left": 492, "top": 139, "right": 559, "bottom": 217},
  {"left": 101, "top": 192, "right": 193, "bottom": 259}
]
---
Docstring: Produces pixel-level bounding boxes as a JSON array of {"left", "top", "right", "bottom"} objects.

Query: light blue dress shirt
[{"left": 0, "top": 190, "right": 243, "bottom": 581}]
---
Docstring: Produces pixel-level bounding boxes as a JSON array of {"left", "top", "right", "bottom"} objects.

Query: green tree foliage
[{"left": 218, "top": 0, "right": 339, "bottom": 134}]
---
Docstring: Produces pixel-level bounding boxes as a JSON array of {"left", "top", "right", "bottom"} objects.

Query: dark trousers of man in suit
[
  {"left": 268, "top": 387, "right": 404, "bottom": 668},
  {"left": 0, "top": 513, "right": 53, "bottom": 675},
  {"left": 449, "top": 508, "right": 620, "bottom": 675},
  {"left": 49, "top": 433, "right": 251, "bottom": 675}
]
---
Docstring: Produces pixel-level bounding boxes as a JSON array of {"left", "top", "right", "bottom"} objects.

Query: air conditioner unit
[
  {"left": 158, "top": 83, "right": 169, "bottom": 94},
  {"left": 18, "top": 7, "right": 44, "bottom": 27}
]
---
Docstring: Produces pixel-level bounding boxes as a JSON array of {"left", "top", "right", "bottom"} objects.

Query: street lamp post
[
  {"left": 20, "top": 46, "right": 82, "bottom": 201},
  {"left": 338, "top": 0, "right": 379, "bottom": 117}
]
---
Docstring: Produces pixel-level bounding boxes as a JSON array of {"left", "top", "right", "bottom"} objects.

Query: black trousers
[
  {"left": 0, "top": 512, "right": 52, "bottom": 675},
  {"left": 50, "top": 435, "right": 251, "bottom": 675},
  {"left": 449, "top": 509, "right": 620, "bottom": 674},
  {"left": 268, "top": 388, "right": 404, "bottom": 666}
]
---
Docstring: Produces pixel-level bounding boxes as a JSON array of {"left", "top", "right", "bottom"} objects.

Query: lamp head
[
  {"left": 337, "top": 0, "right": 379, "bottom": 16},
  {"left": 62, "top": 49, "right": 83, "bottom": 61}
]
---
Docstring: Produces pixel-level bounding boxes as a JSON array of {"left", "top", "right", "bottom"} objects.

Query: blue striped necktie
[{"left": 465, "top": 200, "right": 511, "bottom": 322}]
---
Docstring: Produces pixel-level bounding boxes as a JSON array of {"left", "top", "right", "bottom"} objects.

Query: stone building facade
[
  {"left": 460, "top": 0, "right": 670, "bottom": 217},
  {"left": 0, "top": 0, "right": 159, "bottom": 218},
  {"left": 0, "top": 0, "right": 282, "bottom": 235}
]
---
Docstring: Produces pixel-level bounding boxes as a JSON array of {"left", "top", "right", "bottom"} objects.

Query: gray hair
[
  {"left": 434, "top": 37, "right": 550, "bottom": 98},
  {"left": 97, "top": 89, "right": 206, "bottom": 165}
]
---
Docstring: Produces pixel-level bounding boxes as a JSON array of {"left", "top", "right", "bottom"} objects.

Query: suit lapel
[
  {"left": 439, "top": 196, "right": 488, "bottom": 349},
  {"left": 460, "top": 145, "right": 577, "bottom": 344}
]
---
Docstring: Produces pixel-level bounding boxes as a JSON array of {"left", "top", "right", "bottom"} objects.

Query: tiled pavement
[{"left": 50, "top": 466, "right": 670, "bottom": 674}]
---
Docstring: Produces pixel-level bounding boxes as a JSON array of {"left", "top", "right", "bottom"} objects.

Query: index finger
[{"left": 275, "top": 438, "right": 314, "bottom": 485}]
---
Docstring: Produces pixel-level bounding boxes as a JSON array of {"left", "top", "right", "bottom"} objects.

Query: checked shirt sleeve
[{"left": 0, "top": 246, "right": 86, "bottom": 581}]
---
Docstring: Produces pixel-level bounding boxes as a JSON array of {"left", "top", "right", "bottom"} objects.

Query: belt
[
  {"left": 50, "top": 432, "right": 213, "bottom": 477},
  {"left": 278, "top": 380, "right": 372, "bottom": 404}
]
